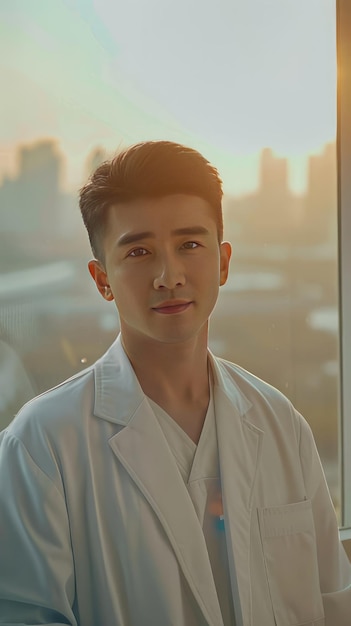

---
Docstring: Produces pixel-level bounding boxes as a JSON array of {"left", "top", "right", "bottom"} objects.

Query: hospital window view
[{"left": 0, "top": 1, "right": 343, "bottom": 519}]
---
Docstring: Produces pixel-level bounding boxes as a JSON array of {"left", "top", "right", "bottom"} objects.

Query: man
[{"left": 0, "top": 141, "right": 350, "bottom": 625}]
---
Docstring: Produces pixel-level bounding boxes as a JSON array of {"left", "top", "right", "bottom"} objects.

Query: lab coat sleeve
[
  {"left": 0, "top": 431, "right": 77, "bottom": 626},
  {"left": 298, "top": 414, "right": 351, "bottom": 625}
]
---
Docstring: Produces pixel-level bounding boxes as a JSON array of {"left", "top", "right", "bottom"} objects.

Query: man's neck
[
  {"left": 123, "top": 334, "right": 208, "bottom": 396},
  {"left": 121, "top": 332, "right": 210, "bottom": 443}
]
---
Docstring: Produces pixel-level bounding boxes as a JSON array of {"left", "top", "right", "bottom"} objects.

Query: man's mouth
[{"left": 152, "top": 300, "right": 193, "bottom": 315}]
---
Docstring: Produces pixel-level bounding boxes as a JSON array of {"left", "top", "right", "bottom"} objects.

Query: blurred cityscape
[{"left": 0, "top": 138, "right": 340, "bottom": 508}]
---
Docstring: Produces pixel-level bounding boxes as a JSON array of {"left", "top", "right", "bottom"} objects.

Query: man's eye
[
  {"left": 128, "top": 248, "right": 148, "bottom": 257},
  {"left": 182, "top": 241, "right": 199, "bottom": 249}
]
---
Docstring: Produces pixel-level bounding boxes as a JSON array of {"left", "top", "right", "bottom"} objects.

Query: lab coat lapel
[
  {"left": 212, "top": 357, "right": 264, "bottom": 626},
  {"left": 108, "top": 398, "right": 224, "bottom": 626}
]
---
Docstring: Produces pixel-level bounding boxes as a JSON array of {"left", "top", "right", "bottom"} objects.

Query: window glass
[{"left": 0, "top": 0, "right": 339, "bottom": 514}]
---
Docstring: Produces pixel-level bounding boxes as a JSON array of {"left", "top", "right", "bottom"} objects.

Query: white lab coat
[{"left": 0, "top": 336, "right": 350, "bottom": 626}]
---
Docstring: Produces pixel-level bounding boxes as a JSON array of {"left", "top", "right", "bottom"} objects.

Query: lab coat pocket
[{"left": 258, "top": 499, "right": 325, "bottom": 626}]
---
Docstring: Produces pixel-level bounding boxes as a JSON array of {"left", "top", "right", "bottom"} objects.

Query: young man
[{"left": 0, "top": 141, "right": 350, "bottom": 625}]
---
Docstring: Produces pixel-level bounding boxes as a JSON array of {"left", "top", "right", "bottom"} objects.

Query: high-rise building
[{"left": 0, "top": 139, "right": 63, "bottom": 235}]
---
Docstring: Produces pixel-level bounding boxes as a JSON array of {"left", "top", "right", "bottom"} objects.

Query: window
[{"left": 0, "top": 0, "right": 348, "bottom": 528}]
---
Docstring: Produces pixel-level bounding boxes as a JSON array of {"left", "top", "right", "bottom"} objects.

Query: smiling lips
[{"left": 152, "top": 300, "right": 193, "bottom": 315}]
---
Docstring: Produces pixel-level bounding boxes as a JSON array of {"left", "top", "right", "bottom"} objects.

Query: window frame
[{"left": 337, "top": 0, "right": 351, "bottom": 535}]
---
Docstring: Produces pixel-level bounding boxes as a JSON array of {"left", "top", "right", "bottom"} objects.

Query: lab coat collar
[
  {"left": 93, "top": 336, "right": 254, "bottom": 425},
  {"left": 93, "top": 335, "right": 145, "bottom": 424}
]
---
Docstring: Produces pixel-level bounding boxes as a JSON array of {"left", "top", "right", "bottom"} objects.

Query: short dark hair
[{"left": 79, "top": 140, "right": 223, "bottom": 262}]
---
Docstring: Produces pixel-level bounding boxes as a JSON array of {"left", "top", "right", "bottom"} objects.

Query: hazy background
[{"left": 0, "top": 0, "right": 340, "bottom": 511}]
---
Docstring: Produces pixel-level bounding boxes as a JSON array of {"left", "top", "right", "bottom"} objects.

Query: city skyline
[
  {"left": 0, "top": 0, "right": 336, "bottom": 196},
  {"left": 0, "top": 134, "right": 337, "bottom": 198}
]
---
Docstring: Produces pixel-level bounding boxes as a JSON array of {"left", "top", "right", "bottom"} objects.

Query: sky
[{"left": 0, "top": 0, "right": 337, "bottom": 195}]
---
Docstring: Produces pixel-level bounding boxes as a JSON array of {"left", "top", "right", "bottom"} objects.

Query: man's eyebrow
[
  {"left": 117, "top": 231, "right": 154, "bottom": 247},
  {"left": 116, "top": 226, "right": 210, "bottom": 248}
]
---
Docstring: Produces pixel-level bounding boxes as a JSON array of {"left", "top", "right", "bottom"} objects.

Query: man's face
[{"left": 89, "top": 194, "right": 231, "bottom": 351}]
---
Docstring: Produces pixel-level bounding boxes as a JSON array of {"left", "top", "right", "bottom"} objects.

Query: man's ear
[
  {"left": 88, "top": 259, "right": 114, "bottom": 301},
  {"left": 219, "top": 241, "right": 232, "bottom": 286}
]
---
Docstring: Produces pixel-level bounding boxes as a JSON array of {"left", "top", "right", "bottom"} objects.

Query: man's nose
[{"left": 153, "top": 254, "right": 186, "bottom": 290}]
